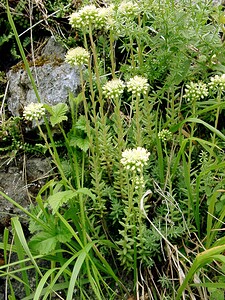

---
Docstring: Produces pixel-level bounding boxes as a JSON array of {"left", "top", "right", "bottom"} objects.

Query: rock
[
  {"left": 6, "top": 37, "right": 80, "bottom": 117},
  {"left": 41, "top": 37, "right": 66, "bottom": 60},
  {"left": 0, "top": 156, "right": 52, "bottom": 233}
]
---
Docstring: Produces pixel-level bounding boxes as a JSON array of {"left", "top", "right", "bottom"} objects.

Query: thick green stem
[
  {"left": 83, "top": 32, "right": 96, "bottom": 117},
  {"left": 136, "top": 15, "right": 143, "bottom": 68},
  {"left": 114, "top": 95, "right": 125, "bottom": 154},
  {"left": 134, "top": 94, "right": 142, "bottom": 146},
  {"left": 109, "top": 30, "right": 116, "bottom": 78},
  {"left": 88, "top": 26, "right": 104, "bottom": 115},
  {"left": 129, "top": 36, "right": 135, "bottom": 70}
]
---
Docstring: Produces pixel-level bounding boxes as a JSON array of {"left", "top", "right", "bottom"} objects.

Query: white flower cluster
[
  {"left": 65, "top": 47, "right": 89, "bottom": 67},
  {"left": 69, "top": 5, "right": 114, "bottom": 30},
  {"left": 102, "top": 79, "right": 125, "bottom": 99},
  {"left": 184, "top": 82, "right": 208, "bottom": 102},
  {"left": 23, "top": 103, "right": 45, "bottom": 121},
  {"left": 208, "top": 74, "right": 225, "bottom": 92},
  {"left": 121, "top": 147, "right": 150, "bottom": 172},
  {"left": 127, "top": 76, "right": 149, "bottom": 96},
  {"left": 118, "top": 1, "right": 139, "bottom": 18},
  {"left": 103, "top": 76, "right": 149, "bottom": 99},
  {"left": 97, "top": 5, "right": 115, "bottom": 30},
  {"left": 158, "top": 129, "right": 172, "bottom": 142}
]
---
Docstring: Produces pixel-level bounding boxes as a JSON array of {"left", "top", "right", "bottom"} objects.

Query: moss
[{"left": 11, "top": 55, "right": 64, "bottom": 73}]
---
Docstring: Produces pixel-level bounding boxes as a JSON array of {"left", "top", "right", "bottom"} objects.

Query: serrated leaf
[
  {"left": 50, "top": 103, "right": 68, "bottom": 126},
  {"left": 69, "top": 134, "right": 89, "bottom": 152},
  {"left": 69, "top": 92, "right": 83, "bottom": 106},
  {"left": 76, "top": 187, "right": 96, "bottom": 201},
  {"left": 75, "top": 116, "right": 88, "bottom": 132},
  {"left": 48, "top": 190, "right": 76, "bottom": 214},
  {"left": 56, "top": 223, "right": 72, "bottom": 243},
  {"left": 74, "top": 136, "right": 90, "bottom": 152},
  {"left": 29, "top": 219, "right": 43, "bottom": 234},
  {"left": 29, "top": 232, "right": 58, "bottom": 254}
]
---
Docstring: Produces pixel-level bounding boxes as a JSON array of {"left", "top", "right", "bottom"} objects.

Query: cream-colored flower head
[
  {"left": 208, "top": 74, "right": 225, "bottom": 91},
  {"left": 184, "top": 81, "right": 208, "bottom": 102},
  {"left": 23, "top": 103, "right": 45, "bottom": 121},
  {"left": 121, "top": 147, "right": 150, "bottom": 172},
  {"left": 158, "top": 129, "right": 172, "bottom": 142},
  {"left": 103, "top": 79, "right": 125, "bottom": 99},
  {"left": 69, "top": 5, "right": 98, "bottom": 29},
  {"left": 97, "top": 5, "right": 115, "bottom": 30},
  {"left": 65, "top": 47, "right": 89, "bottom": 67},
  {"left": 127, "top": 76, "right": 149, "bottom": 96},
  {"left": 118, "top": 1, "right": 139, "bottom": 18},
  {"left": 69, "top": 4, "right": 114, "bottom": 30}
]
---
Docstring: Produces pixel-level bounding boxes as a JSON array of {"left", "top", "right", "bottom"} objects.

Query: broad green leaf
[
  {"left": 29, "top": 232, "right": 58, "bottom": 255},
  {"left": 76, "top": 188, "right": 96, "bottom": 201},
  {"left": 50, "top": 103, "right": 68, "bottom": 126},
  {"left": 48, "top": 190, "right": 76, "bottom": 214},
  {"left": 70, "top": 135, "right": 89, "bottom": 152},
  {"left": 75, "top": 116, "right": 88, "bottom": 132},
  {"left": 56, "top": 223, "right": 73, "bottom": 243},
  {"left": 28, "top": 218, "right": 44, "bottom": 234}
]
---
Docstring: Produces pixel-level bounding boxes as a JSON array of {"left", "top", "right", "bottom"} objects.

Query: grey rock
[
  {"left": 0, "top": 157, "right": 52, "bottom": 231},
  {"left": 0, "top": 157, "right": 53, "bottom": 299},
  {"left": 41, "top": 36, "right": 66, "bottom": 60},
  {"left": 7, "top": 38, "right": 80, "bottom": 117}
]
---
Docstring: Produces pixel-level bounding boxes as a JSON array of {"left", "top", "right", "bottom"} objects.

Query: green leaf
[
  {"left": 48, "top": 190, "right": 76, "bottom": 214},
  {"left": 29, "top": 232, "right": 58, "bottom": 254},
  {"left": 49, "top": 103, "right": 68, "bottom": 126},
  {"left": 193, "top": 282, "right": 225, "bottom": 289},
  {"left": 66, "top": 242, "right": 96, "bottom": 300},
  {"left": 75, "top": 116, "right": 88, "bottom": 132},
  {"left": 69, "top": 91, "right": 83, "bottom": 106},
  {"left": 29, "top": 218, "right": 43, "bottom": 234},
  {"left": 76, "top": 188, "right": 96, "bottom": 201},
  {"left": 71, "top": 135, "right": 89, "bottom": 152},
  {"left": 33, "top": 268, "right": 58, "bottom": 300},
  {"left": 56, "top": 223, "right": 72, "bottom": 243}
]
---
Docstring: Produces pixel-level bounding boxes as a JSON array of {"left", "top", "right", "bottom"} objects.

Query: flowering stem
[
  {"left": 114, "top": 96, "right": 125, "bottom": 154},
  {"left": 36, "top": 121, "right": 72, "bottom": 189},
  {"left": 129, "top": 172, "right": 137, "bottom": 291},
  {"left": 129, "top": 36, "right": 135, "bottom": 70},
  {"left": 82, "top": 32, "right": 97, "bottom": 118},
  {"left": 137, "top": 14, "right": 143, "bottom": 68},
  {"left": 79, "top": 67, "right": 93, "bottom": 147},
  {"left": 88, "top": 25, "right": 104, "bottom": 115},
  {"left": 134, "top": 94, "right": 142, "bottom": 147},
  {"left": 163, "top": 141, "right": 173, "bottom": 194},
  {"left": 211, "top": 88, "right": 222, "bottom": 151},
  {"left": 109, "top": 30, "right": 116, "bottom": 78},
  {"left": 187, "top": 99, "right": 200, "bottom": 233}
]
